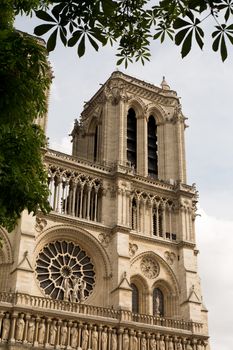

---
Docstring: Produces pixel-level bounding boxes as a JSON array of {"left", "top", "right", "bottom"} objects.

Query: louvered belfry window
[
  {"left": 148, "top": 116, "right": 158, "bottom": 177},
  {"left": 127, "top": 108, "right": 137, "bottom": 168}
]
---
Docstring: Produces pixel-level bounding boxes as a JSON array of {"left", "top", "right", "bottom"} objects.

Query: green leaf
[
  {"left": 116, "top": 57, "right": 124, "bottom": 65},
  {"left": 68, "top": 31, "right": 82, "bottom": 47},
  {"left": 186, "top": 11, "right": 194, "bottom": 23},
  {"left": 35, "top": 10, "right": 55, "bottom": 23},
  {"left": 87, "top": 35, "right": 99, "bottom": 51},
  {"left": 196, "top": 26, "right": 204, "bottom": 38},
  {"left": 195, "top": 28, "right": 203, "bottom": 49},
  {"left": 173, "top": 17, "right": 191, "bottom": 29},
  {"left": 212, "top": 34, "right": 221, "bottom": 52},
  {"left": 59, "top": 28, "right": 67, "bottom": 46},
  {"left": 226, "top": 32, "right": 233, "bottom": 44},
  {"left": 34, "top": 24, "right": 55, "bottom": 36},
  {"left": 220, "top": 35, "right": 227, "bottom": 61},
  {"left": 181, "top": 29, "right": 193, "bottom": 58},
  {"left": 225, "top": 7, "right": 230, "bottom": 22},
  {"left": 47, "top": 28, "right": 58, "bottom": 52},
  {"left": 161, "top": 31, "right": 165, "bottom": 43},
  {"left": 153, "top": 31, "right": 162, "bottom": 40},
  {"left": 77, "top": 35, "right": 85, "bottom": 57},
  {"left": 175, "top": 27, "right": 190, "bottom": 46}
]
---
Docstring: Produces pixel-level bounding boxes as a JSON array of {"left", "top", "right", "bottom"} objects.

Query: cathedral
[{"left": 0, "top": 71, "right": 210, "bottom": 349}]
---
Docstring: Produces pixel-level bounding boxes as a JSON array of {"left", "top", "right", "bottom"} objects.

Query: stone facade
[{"left": 0, "top": 72, "right": 210, "bottom": 349}]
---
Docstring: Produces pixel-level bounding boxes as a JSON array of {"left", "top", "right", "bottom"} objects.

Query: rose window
[
  {"left": 140, "top": 256, "right": 159, "bottom": 279},
  {"left": 35, "top": 241, "right": 95, "bottom": 302}
]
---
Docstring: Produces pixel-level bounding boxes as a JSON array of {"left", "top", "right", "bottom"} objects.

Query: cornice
[{"left": 40, "top": 212, "right": 112, "bottom": 234}]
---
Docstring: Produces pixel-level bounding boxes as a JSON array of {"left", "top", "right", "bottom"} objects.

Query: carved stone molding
[
  {"left": 104, "top": 79, "right": 128, "bottom": 105},
  {"left": 129, "top": 243, "right": 138, "bottom": 257},
  {"left": 98, "top": 233, "right": 110, "bottom": 247},
  {"left": 35, "top": 217, "right": 47, "bottom": 233},
  {"left": 164, "top": 251, "right": 176, "bottom": 265}
]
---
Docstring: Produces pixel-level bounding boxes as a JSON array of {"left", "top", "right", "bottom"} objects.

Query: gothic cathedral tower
[{"left": 0, "top": 71, "right": 210, "bottom": 350}]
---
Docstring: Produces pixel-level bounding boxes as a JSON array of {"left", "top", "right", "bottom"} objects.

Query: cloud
[
  {"left": 196, "top": 209, "right": 233, "bottom": 350},
  {"left": 49, "top": 136, "right": 72, "bottom": 155}
]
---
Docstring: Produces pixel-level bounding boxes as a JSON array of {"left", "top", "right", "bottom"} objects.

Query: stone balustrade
[
  {"left": 0, "top": 292, "right": 204, "bottom": 336},
  {"left": 0, "top": 303, "right": 209, "bottom": 350}
]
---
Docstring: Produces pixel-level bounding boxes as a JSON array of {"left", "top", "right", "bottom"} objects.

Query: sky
[{"left": 15, "top": 13, "right": 233, "bottom": 350}]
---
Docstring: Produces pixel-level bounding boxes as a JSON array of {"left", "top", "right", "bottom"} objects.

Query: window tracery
[{"left": 36, "top": 241, "right": 95, "bottom": 302}]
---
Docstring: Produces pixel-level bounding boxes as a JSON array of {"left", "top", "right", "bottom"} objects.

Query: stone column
[
  {"left": 33, "top": 316, "right": 40, "bottom": 347},
  {"left": 118, "top": 327, "right": 124, "bottom": 350},
  {"left": 55, "top": 319, "right": 62, "bottom": 349},
  {"left": 23, "top": 314, "right": 30, "bottom": 344},
  {"left": 45, "top": 318, "right": 51, "bottom": 348}
]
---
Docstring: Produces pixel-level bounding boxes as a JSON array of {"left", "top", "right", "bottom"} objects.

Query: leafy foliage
[
  {"left": 0, "top": 29, "right": 52, "bottom": 231},
  {"left": 32, "top": 0, "right": 233, "bottom": 65}
]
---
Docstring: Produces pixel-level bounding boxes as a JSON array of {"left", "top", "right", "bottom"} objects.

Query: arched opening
[
  {"left": 152, "top": 205, "right": 163, "bottom": 237},
  {"left": 147, "top": 115, "right": 158, "bottom": 177},
  {"left": 131, "top": 283, "right": 139, "bottom": 314},
  {"left": 153, "top": 287, "right": 164, "bottom": 316},
  {"left": 127, "top": 108, "right": 137, "bottom": 168},
  {"left": 93, "top": 125, "right": 98, "bottom": 162},
  {"left": 131, "top": 197, "right": 137, "bottom": 230}
]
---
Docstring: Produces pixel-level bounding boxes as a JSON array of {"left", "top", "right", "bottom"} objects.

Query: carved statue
[
  {"left": 133, "top": 333, "right": 138, "bottom": 350},
  {"left": 81, "top": 325, "right": 89, "bottom": 350},
  {"left": 168, "top": 338, "right": 174, "bottom": 350},
  {"left": 91, "top": 326, "right": 98, "bottom": 350},
  {"left": 155, "top": 295, "right": 160, "bottom": 315},
  {"left": 38, "top": 319, "right": 45, "bottom": 344},
  {"left": 2, "top": 313, "right": 10, "bottom": 341},
  {"left": 27, "top": 318, "right": 35, "bottom": 343},
  {"left": 16, "top": 314, "right": 25, "bottom": 341},
  {"left": 64, "top": 278, "right": 72, "bottom": 301},
  {"left": 70, "top": 323, "right": 78, "bottom": 348},
  {"left": 150, "top": 335, "right": 157, "bottom": 350},
  {"left": 49, "top": 320, "right": 57, "bottom": 346},
  {"left": 72, "top": 277, "right": 81, "bottom": 302},
  {"left": 101, "top": 327, "right": 108, "bottom": 350},
  {"left": 122, "top": 331, "right": 129, "bottom": 350},
  {"left": 141, "top": 335, "right": 147, "bottom": 350},
  {"left": 186, "top": 340, "right": 193, "bottom": 350},
  {"left": 177, "top": 340, "right": 183, "bottom": 350},
  {"left": 80, "top": 280, "right": 87, "bottom": 302},
  {"left": 111, "top": 329, "right": 117, "bottom": 350},
  {"left": 197, "top": 341, "right": 203, "bottom": 350},
  {"left": 60, "top": 322, "right": 68, "bottom": 346},
  {"left": 159, "top": 336, "right": 165, "bottom": 350}
]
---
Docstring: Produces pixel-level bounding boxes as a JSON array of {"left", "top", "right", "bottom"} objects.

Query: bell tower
[{"left": 0, "top": 71, "right": 210, "bottom": 350}]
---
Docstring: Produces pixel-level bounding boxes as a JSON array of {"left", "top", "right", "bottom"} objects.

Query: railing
[
  {"left": 0, "top": 292, "right": 203, "bottom": 333},
  {"left": 0, "top": 292, "right": 208, "bottom": 350}
]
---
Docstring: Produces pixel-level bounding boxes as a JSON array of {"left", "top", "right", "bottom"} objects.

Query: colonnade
[
  {"left": 130, "top": 193, "right": 177, "bottom": 240},
  {"left": 0, "top": 311, "right": 208, "bottom": 350},
  {"left": 47, "top": 167, "right": 102, "bottom": 222}
]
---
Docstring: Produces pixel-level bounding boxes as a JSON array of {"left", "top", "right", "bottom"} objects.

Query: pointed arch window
[
  {"left": 127, "top": 108, "right": 137, "bottom": 168},
  {"left": 153, "top": 287, "right": 164, "bottom": 316},
  {"left": 131, "top": 283, "right": 139, "bottom": 314},
  {"left": 148, "top": 116, "right": 158, "bottom": 177},
  {"left": 152, "top": 206, "right": 163, "bottom": 237},
  {"left": 94, "top": 125, "right": 98, "bottom": 162}
]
